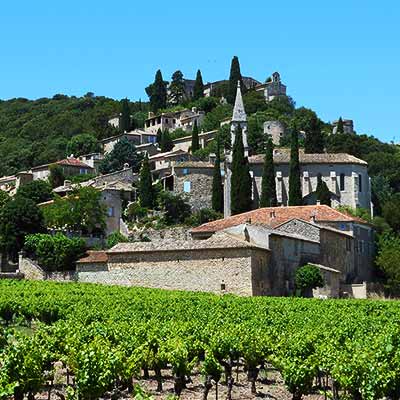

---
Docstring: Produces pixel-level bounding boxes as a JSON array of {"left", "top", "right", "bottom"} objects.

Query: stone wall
[
  {"left": 276, "top": 219, "right": 321, "bottom": 242},
  {"left": 129, "top": 226, "right": 191, "bottom": 241},
  {"left": 78, "top": 247, "right": 270, "bottom": 296},
  {"left": 263, "top": 121, "right": 286, "bottom": 146},
  {"left": 19, "top": 255, "right": 46, "bottom": 280}
]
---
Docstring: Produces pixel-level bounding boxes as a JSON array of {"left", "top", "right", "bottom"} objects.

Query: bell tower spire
[{"left": 230, "top": 81, "right": 248, "bottom": 156}]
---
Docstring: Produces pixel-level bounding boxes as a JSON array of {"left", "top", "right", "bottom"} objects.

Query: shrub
[
  {"left": 124, "top": 202, "right": 149, "bottom": 222},
  {"left": 24, "top": 233, "right": 86, "bottom": 272},
  {"left": 158, "top": 191, "right": 191, "bottom": 225},
  {"left": 106, "top": 231, "right": 128, "bottom": 249},
  {"left": 295, "top": 264, "right": 324, "bottom": 297},
  {"left": 185, "top": 208, "right": 223, "bottom": 227}
]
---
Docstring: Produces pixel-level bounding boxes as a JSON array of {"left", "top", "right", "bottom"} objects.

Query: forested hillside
[{"left": 0, "top": 94, "right": 148, "bottom": 176}]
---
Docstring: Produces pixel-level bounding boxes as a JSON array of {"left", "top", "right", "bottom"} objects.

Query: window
[
  {"left": 340, "top": 173, "right": 345, "bottom": 191},
  {"left": 80, "top": 168, "right": 87, "bottom": 175},
  {"left": 108, "top": 207, "right": 115, "bottom": 217},
  {"left": 183, "top": 181, "right": 191, "bottom": 193},
  {"left": 359, "top": 174, "right": 362, "bottom": 192},
  {"left": 183, "top": 168, "right": 189, "bottom": 175}
]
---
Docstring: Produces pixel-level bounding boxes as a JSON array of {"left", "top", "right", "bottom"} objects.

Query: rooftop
[
  {"left": 249, "top": 149, "right": 367, "bottom": 165},
  {"left": 77, "top": 251, "right": 108, "bottom": 264},
  {"left": 191, "top": 205, "right": 368, "bottom": 234}
]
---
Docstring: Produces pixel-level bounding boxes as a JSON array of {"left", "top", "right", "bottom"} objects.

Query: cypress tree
[
  {"left": 288, "top": 127, "right": 302, "bottom": 206},
  {"left": 160, "top": 129, "right": 173, "bottom": 152},
  {"left": 227, "top": 56, "right": 244, "bottom": 105},
  {"left": 315, "top": 175, "right": 331, "bottom": 206},
  {"left": 191, "top": 120, "right": 200, "bottom": 153},
  {"left": 211, "top": 137, "right": 224, "bottom": 213},
  {"left": 138, "top": 154, "right": 154, "bottom": 208},
  {"left": 231, "top": 126, "right": 252, "bottom": 215},
  {"left": 336, "top": 117, "right": 344, "bottom": 134},
  {"left": 193, "top": 69, "right": 204, "bottom": 100},
  {"left": 120, "top": 98, "right": 131, "bottom": 133},
  {"left": 156, "top": 128, "right": 162, "bottom": 145},
  {"left": 168, "top": 70, "right": 185, "bottom": 105},
  {"left": 145, "top": 69, "right": 167, "bottom": 112},
  {"left": 304, "top": 115, "right": 324, "bottom": 153},
  {"left": 260, "top": 138, "right": 277, "bottom": 207}
]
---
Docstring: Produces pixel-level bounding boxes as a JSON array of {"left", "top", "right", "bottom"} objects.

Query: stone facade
[
  {"left": 263, "top": 120, "right": 287, "bottom": 145},
  {"left": 102, "top": 131, "right": 157, "bottom": 154},
  {"left": 332, "top": 119, "right": 354, "bottom": 135},
  {"left": 172, "top": 130, "right": 217, "bottom": 152}
]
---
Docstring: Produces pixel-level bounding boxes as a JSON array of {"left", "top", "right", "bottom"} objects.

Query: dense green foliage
[
  {"left": 304, "top": 114, "right": 324, "bottom": 153},
  {"left": 295, "top": 264, "right": 325, "bottom": 296},
  {"left": 48, "top": 164, "right": 65, "bottom": 188},
  {"left": 15, "top": 180, "right": 53, "bottom": 204},
  {"left": 0, "top": 95, "right": 147, "bottom": 176},
  {"left": 260, "top": 139, "right": 277, "bottom": 207},
  {"left": 191, "top": 120, "right": 199, "bottom": 152},
  {"left": 99, "top": 137, "right": 142, "bottom": 174},
  {"left": 24, "top": 233, "right": 86, "bottom": 271},
  {"left": 138, "top": 154, "right": 154, "bottom": 209},
  {"left": 1, "top": 281, "right": 400, "bottom": 400},
  {"left": 211, "top": 139, "right": 224, "bottom": 213},
  {"left": 0, "top": 197, "right": 46, "bottom": 259},
  {"left": 288, "top": 129, "right": 302, "bottom": 206},
  {"left": 160, "top": 129, "right": 173, "bottom": 153},
  {"left": 315, "top": 175, "right": 331, "bottom": 206},
  {"left": 158, "top": 191, "right": 191, "bottom": 225},
  {"left": 119, "top": 98, "right": 132, "bottom": 133},
  {"left": 145, "top": 70, "right": 167, "bottom": 112},
  {"left": 193, "top": 69, "right": 204, "bottom": 100},
  {"left": 227, "top": 56, "right": 244, "bottom": 105},
  {"left": 230, "top": 127, "right": 252, "bottom": 215},
  {"left": 105, "top": 231, "right": 129, "bottom": 249},
  {"left": 43, "top": 187, "right": 106, "bottom": 235},
  {"left": 168, "top": 70, "right": 185, "bottom": 105},
  {"left": 66, "top": 133, "right": 100, "bottom": 157}
]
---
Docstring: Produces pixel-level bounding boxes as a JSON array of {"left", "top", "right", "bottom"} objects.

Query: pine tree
[
  {"left": 168, "top": 70, "right": 185, "bottom": 105},
  {"left": 227, "top": 56, "right": 244, "bottom": 105},
  {"left": 336, "top": 117, "right": 344, "bottom": 134},
  {"left": 160, "top": 129, "right": 173, "bottom": 152},
  {"left": 260, "top": 138, "right": 277, "bottom": 207},
  {"left": 212, "top": 137, "right": 224, "bottom": 213},
  {"left": 145, "top": 70, "right": 167, "bottom": 112},
  {"left": 231, "top": 126, "right": 252, "bottom": 215},
  {"left": 138, "top": 154, "right": 154, "bottom": 209},
  {"left": 304, "top": 115, "right": 324, "bottom": 153},
  {"left": 315, "top": 175, "right": 331, "bottom": 206},
  {"left": 120, "top": 98, "right": 131, "bottom": 133},
  {"left": 191, "top": 120, "right": 200, "bottom": 153},
  {"left": 193, "top": 69, "right": 204, "bottom": 100},
  {"left": 289, "top": 127, "right": 302, "bottom": 206},
  {"left": 156, "top": 128, "right": 162, "bottom": 145}
]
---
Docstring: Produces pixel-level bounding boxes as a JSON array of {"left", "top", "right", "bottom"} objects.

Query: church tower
[{"left": 224, "top": 82, "right": 248, "bottom": 217}]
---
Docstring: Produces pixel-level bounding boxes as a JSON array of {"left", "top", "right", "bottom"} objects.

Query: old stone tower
[{"left": 224, "top": 82, "right": 248, "bottom": 217}]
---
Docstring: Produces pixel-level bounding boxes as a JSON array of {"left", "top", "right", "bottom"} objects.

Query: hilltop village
[{"left": 0, "top": 57, "right": 397, "bottom": 298}]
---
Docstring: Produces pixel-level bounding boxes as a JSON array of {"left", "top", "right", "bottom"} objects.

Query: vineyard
[{"left": 0, "top": 280, "right": 400, "bottom": 400}]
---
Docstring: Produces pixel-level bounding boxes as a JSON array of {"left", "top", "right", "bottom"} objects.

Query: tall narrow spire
[{"left": 232, "top": 81, "right": 247, "bottom": 122}]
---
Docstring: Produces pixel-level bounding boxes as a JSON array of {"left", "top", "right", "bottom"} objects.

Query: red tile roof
[
  {"left": 77, "top": 251, "right": 108, "bottom": 264},
  {"left": 56, "top": 158, "right": 93, "bottom": 168},
  {"left": 191, "top": 205, "right": 368, "bottom": 234}
]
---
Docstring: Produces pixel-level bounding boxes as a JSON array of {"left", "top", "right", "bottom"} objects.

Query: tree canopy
[
  {"left": 66, "top": 133, "right": 101, "bottom": 157},
  {"left": 193, "top": 70, "right": 204, "bottom": 100},
  {"left": 260, "top": 139, "right": 277, "bottom": 207},
  {"left": 146, "top": 70, "right": 167, "bottom": 112},
  {"left": 227, "top": 56, "right": 244, "bottom": 105}
]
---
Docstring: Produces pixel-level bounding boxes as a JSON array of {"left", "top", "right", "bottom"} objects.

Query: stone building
[
  {"left": 203, "top": 76, "right": 261, "bottom": 97},
  {"left": 263, "top": 120, "right": 287, "bottom": 145},
  {"left": 101, "top": 130, "right": 157, "bottom": 154},
  {"left": 149, "top": 149, "right": 192, "bottom": 172},
  {"left": 144, "top": 108, "right": 205, "bottom": 135},
  {"left": 332, "top": 119, "right": 354, "bottom": 135},
  {"left": 172, "top": 130, "right": 217, "bottom": 152},
  {"left": 78, "top": 153, "right": 105, "bottom": 173},
  {"left": 191, "top": 204, "right": 374, "bottom": 284},
  {"left": 255, "top": 72, "right": 287, "bottom": 102}
]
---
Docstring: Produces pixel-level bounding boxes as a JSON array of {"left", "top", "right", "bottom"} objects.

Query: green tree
[
  {"left": 119, "top": 98, "right": 132, "bottom": 133},
  {"left": 295, "top": 264, "right": 325, "bottom": 297},
  {"left": 227, "top": 56, "right": 244, "bottom": 105},
  {"left": 43, "top": 187, "right": 106, "bottom": 235},
  {"left": 336, "top": 117, "right": 344, "bottom": 134},
  {"left": 138, "top": 154, "right": 154, "bottom": 208},
  {"left": 160, "top": 129, "right": 174, "bottom": 153},
  {"left": 193, "top": 69, "right": 204, "bottom": 100},
  {"left": 158, "top": 191, "right": 191, "bottom": 225},
  {"left": 49, "top": 164, "right": 66, "bottom": 189},
  {"left": 383, "top": 194, "right": 400, "bottom": 234},
  {"left": 168, "top": 70, "right": 185, "bottom": 105},
  {"left": 156, "top": 128, "right": 163, "bottom": 145},
  {"left": 145, "top": 70, "right": 167, "bottom": 112},
  {"left": 0, "top": 190, "right": 10, "bottom": 209},
  {"left": 0, "top": 197, "right": 46, "bottom": 260},
  {"left": 106, "top": 231, "right": 129, "bottom": 249},
  {"left": 16, "top": 180, "right": 53, "bottom": 204},
  {"left": 315, "top": 175, "right": 331, "bottom": 206},
  {"left": 289, "top": 128, "right": 302, "bottom": 206},
  {"left": 231, "top": 126, "right": 252, "bottom": 215},
  {"left": 304, "top": 115, "right": 324, "bottom": 153},
  {"left": 211, "top": 138, "right": 224, "bottom": 213},
  {"left": 191, "top": 120, "right": 200, "bottom": 153},
  {"left": 260, "top": 139, "right": 277, "bottom": 207},
  {"left": 66, "top": 134, "right": 100, "bottom": 157},
  {"left": 99, "top": 137, "right": 142, "bottom": 174}
]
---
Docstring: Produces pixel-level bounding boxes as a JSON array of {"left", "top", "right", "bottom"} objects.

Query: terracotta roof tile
[
  {"left": 191, "top": 205, "right": 368, "bottom": 234},
  {"left": 77, "top": 251, "right": 108, "bottom": 264},
  {"left": 56, "top": 158, "right": 93, "bottom": 168}
]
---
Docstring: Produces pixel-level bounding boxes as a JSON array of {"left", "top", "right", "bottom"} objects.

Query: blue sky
[{"left": 1, "top": 0, "right": 399, "bottom": 142}]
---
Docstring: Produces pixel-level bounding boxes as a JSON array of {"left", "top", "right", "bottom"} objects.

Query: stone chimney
[
  {"left": 310, "top": 210, "right": 317, "bottom": 223},
  {"left": 270, "top": 210, "right": 276, "bottom": 219},
  {"left": 148, "top": 111, "right": 155, "bottom": 118},
  {"left": 208, "top": 153, "right": 216, "bottom": 165}
]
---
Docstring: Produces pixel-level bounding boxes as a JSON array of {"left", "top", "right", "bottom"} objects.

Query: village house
[
  {"left": 101, "top": 130, "right": 158, "bottom": 154},
  {"left": 78, "top": 153, "right": 105, "bottom": 173},
  {"left": 255, "top": 72, "right": 287, "bottom": 102},
  {"left": 144, "top": 108, "right": 205, "bottom": 135},
  {"left": 172, "top": 130, "right": 217, "bottom": 152}
]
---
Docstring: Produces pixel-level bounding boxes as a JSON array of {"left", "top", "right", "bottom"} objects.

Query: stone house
[
  {"left": 172, "top": 130, "right": 217, "bottom": 152},
  {"left": 77, "top": 232, "right": 271, "bottom": 296},
  {"left": 144, "top": 108, "right": 205, "bottom": 135},
  {"left": 31, "top": 157, "right": 94, "bottom": 181},
  {"left": 332, "top": 119, "right": 354, "bottom": 135},
  {"left": 263, "top": 120, "right": 287, "bottom": 145},
  {"left": 191, "top": 205, "right": 373, "bottom": 284},
  {"left": 149, "top": 149, "right": 192, "bottom": 172},
  {"left": 255, "top": 72, "right": 287, "bottom": 102},
  {"left": 101, "top": 130, "right": 157, "bottom": 154},
  {"left": 78, "top": 153, "right": 104, "bottom": 173}
]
